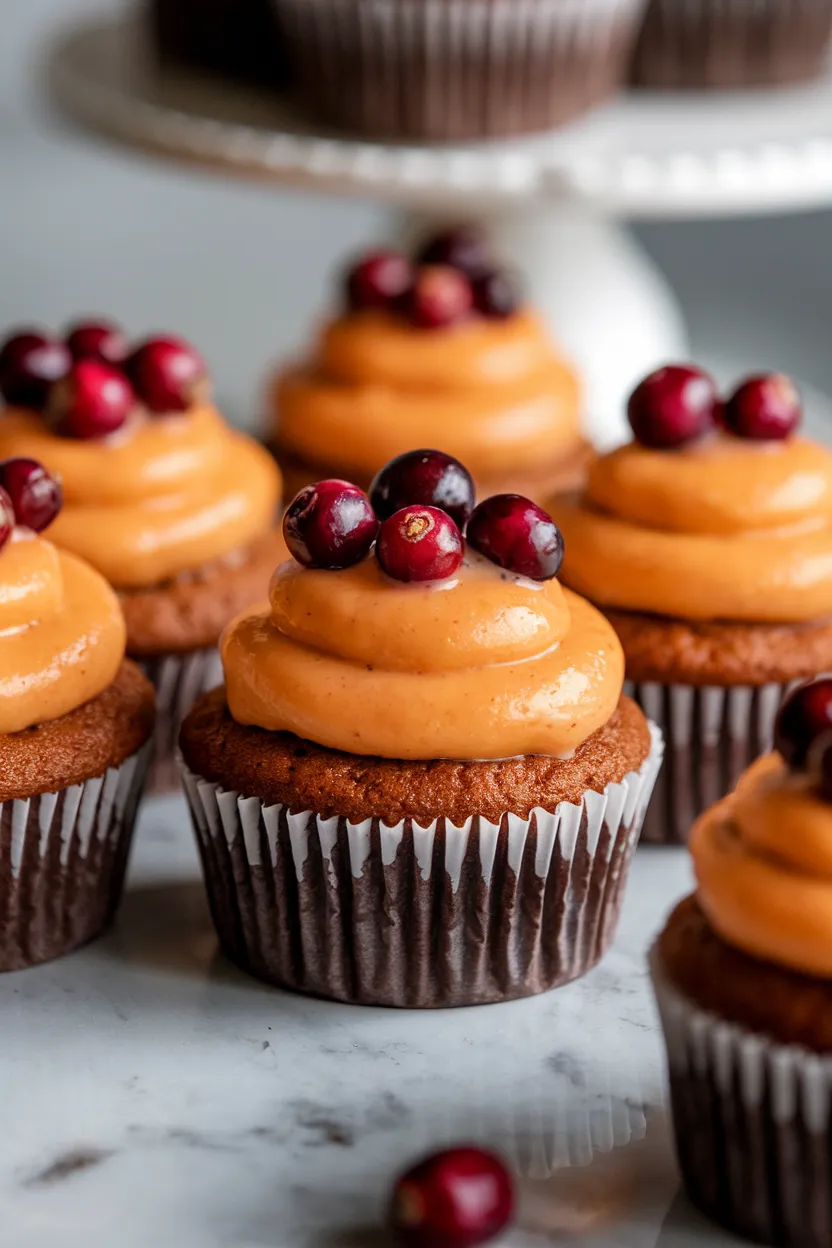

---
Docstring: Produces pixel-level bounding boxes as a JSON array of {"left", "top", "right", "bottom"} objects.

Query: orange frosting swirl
[
  {"left": 272, "top": 309, "right": 582, "bottom": 481},
  {"left": 0, "top": 530, "right": 125, "bottom": 734},
  {"left": 550, "top": 434, "right": 832, "bottom": 622},
  {"left": 0, "top": 405, "right": 281, "bottom": 589},
  {"left": 692, "top": 753, "right": 832, "bottom": 977},
  {"left": 222, "top": 553, "right": 623, "bottom": 760}
]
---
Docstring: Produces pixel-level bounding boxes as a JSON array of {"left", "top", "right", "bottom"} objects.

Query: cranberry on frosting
[
  {"left": 283, "top": 479, "right": 378, "bottom": 570},
  {"left": 66, "top": 318, "right": 128, "bottom": 366},
  {"left": 774, "top": 678, "right": 832, "bottom": 769},
  {"left": 724, "top": 372, "right": 802, "bottom": 441},
  {"left": 369, "top": 449, "right": 475, "bottom": 529},
  {"left": 627, "top": 364, "right": 719, "bottom": 449},
  {"left": 50, "top": 359, "right": 134, "bottom": 440},
  {"left": 0, "top": 331, "right": 70, "bottom": 409},
  {"left": 376, "top": 504, "right": 464, "bottom": 583},
  {"left": 0, "top": 457, "right": 62, "bottom": 533}
]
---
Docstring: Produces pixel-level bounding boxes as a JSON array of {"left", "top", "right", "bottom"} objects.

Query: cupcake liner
[
  {"left": 151, "top": 0, "right": 289, "bottom": 88},
  {"left": 650, "top": 945, "right": 832, "bottom": 1247},
  {"left": 624, "top": 678, "right": 796, "bottom": 845},
  {"left": 139, "top": 648, "right": 224, "bottom": 793},
  {"left": 181, "top": 722, "right": 662, "bottom": 1008},
  {"left": 275, "top": 0, "right": 647, "bottom": 142},
  {"left": 0, "top": 742, "right": 153, "bottom": 971},
  {"left": 631, "top": 0, "right": 832, "bottom": 88}
]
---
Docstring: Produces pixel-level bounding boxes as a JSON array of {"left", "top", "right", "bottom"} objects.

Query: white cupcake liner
[
  {"left": 0, "top": 741, "right": 153, "bottom": 971},
  {"left": 181, "top": 722, "right": 662, "bottom": 1008},
  {"left": 139, "top": 648, "right": 223, "bottom": 792},
  {"left": 650, "top": 945, "right": 832, "bottom": 1247}
]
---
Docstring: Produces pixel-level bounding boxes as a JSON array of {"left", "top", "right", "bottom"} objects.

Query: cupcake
[
  {"left": 180, "top": 452, "right": 663, "bottom": 1007},
  {"left": 652, "top": 678, "right": 832, "bottom": 1247},
  {"left": 269, "top": 228, "right": 590, "bottom": 507},
  {"left": 549, "top": 365, "right": 832, "bottom": 844},
  {"left": 0, "top": 456, "right": 155, "bottom": 970},
  {"left": 276, "top": 0, "right": 647, "bottom": 140},
  {"left": 632, "top": 0, "right": 832, "bottom": 88},
  {"left": 149, "top": 0, "right": 289, "bottom": 89},
  {"left": 0, "top": 320, "right": 283, "bottom": 789}
]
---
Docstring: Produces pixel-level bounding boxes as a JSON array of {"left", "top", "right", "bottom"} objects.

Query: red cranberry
[
  {"left": 50, "top": 360, "right": 134, "bottom": 440},
  {"left": 0, "top": 331, "right": 71, "bottom": 409},
  {"left": 467, "top": 494, "right": 564, "bottom": 582},
  {"left": 774, "top": 679, "right": 832, "bottom": 769},
  {"left": 127, "top": 335, "right": 208, "bottom": 413},
  {"left": 0, "top": 486, "right": 14, "bottom": 554},
  {"left": 472, "top": 269, "right": 522, "bottom": 320},
  {"left": 0, "top": 458, "right": 61, "bottom": 532},
  {"left": 65, "top": 318, "right": 128, "bottom": 366},
  {"left": 416, "top": 226, "right": 491, "bottom": 279},
  {"left": 723, "top": 373, "right": 801, "bottom": 441},
  {"left": 389, "top": 1146, "right": 515, "bottom": 1248},
  {"left": 376, "top": 506, "right": 463, "bottom": 582},
  {"left": 345, "top": 250, "right": 413, "bottom": 313},
  {"left": 405, "top": 267, "right": 473, "bottom": 330},
  {"left": 283, "top": 479, "right": 378, "bottom": 570},
  {"left": 627, "top": 365, "right": 719, "bottom": 449},
  {"left": 370, "top": 450, "right": 475, "bottom": 529}
]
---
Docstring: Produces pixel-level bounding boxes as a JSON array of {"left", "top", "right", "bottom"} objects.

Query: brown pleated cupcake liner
[
  {"left": 181, "top": 723, "right": 662, "bottom": 1008},
  {"left": 138, "top": 648, "right": 223, "bottom": 793},
  {"left": 274, "top": 0, "right": 648, "bottom": 142},
  {"left": 625, "top": 678, "right": 796, "bottom": 845},
  {"left": 0, "top": 743, "right": 153, "bottom": 971},
  {"left": 632, "top": 0, "right": 832, "bottom": 88},
  {"left": 150, "top": 0, "right": 290, "bottom": 88},
  {"left": 651, "top": 946, "right": 832, "bottom": 1248}
]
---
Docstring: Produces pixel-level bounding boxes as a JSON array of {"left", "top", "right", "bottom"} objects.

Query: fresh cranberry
[
  {"left": 345, "top": 250, "right": 413, "bottom": 313},
  {"left": 0, "top": 487, "right": 14, "bottom": 553},
  {"left": 0, "top": 458, "right": 62, "bottom": 532},
  {"left": 127, "top": 335, "right": 208, "bottom": 413},
  {"left": 774, "top": 679, "right": 832, "bottom": 769},
  {"left": 376, "top": 505, "right": 463, "bottom": 582},
  {"left": 627, "top": 365, "right": 719, "bottom": 449},
  {"left": 65, "top": 318, "right": 128, "bottom": 366},
  {"left": 723, "top": 373, "right": 801, "bottom": 441},
  {"left": 467, "top": 494, "right": 564, "bottom": 582},
  {"left": 370, "top": 450, "right": 475, "bottom": 529},
  {"left": 283, "top": 479, "right": 378, "bottom": 570},
  {"left": 472, "top": 269, "right": 522, "bottom": 320},
  {"left": 50, "top": 360, "right": 134, "bottom": 440},
  {"left": 0, "top": 331, "right": 71, "bottom": 409},
  {"left": 416, "top": 226, "right": 491, "bottom": 279},
  {"left": 389, "top": 1146, "right": 515, "bottom": 1248},
  {"left": 405, "top": 267, "right": 473, "bottom": 330}
]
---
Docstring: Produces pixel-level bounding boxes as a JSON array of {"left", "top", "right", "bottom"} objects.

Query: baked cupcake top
[
  {"left": 0, "top": 320, "right": 281, "bottom": 590},
  {"left": 271, "top": 227, "right": 582, "bottom": 485},
  {"left": 0, "top": 457, "right": 124, "bottom": 734},
  {"left": 551, "top": 366, "right": 832, "bottom": 623},
  {"left": 221, "top": 449, "right": 624, "bottom": 760}
]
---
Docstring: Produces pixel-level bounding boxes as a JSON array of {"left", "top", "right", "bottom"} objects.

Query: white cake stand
[{"left": 48, "top": 15, "right": 832, "bottom": 445}]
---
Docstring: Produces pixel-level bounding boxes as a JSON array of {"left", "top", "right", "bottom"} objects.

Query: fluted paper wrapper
[
  {"left": 275, "top": 0, "right": 646, "bottom": 141},
  {"left": 0, "top": 743, "right": 152, "bottom": 971},
  {"left": 182, "top": 723, "right": 662, "bottom": 1008},
  {"left": 139, "top": 648, "right": 223, "bottom": 792},
  {"left": 651, "top": 946, "right": 832, "bottom": 1248}
]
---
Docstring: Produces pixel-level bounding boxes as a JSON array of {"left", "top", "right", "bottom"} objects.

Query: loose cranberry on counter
[
  {"left": 472, "top": 269, "right": 522, "bottom": 320},
  {"left": 370, "top": 450, "right": 475, "bottom": 529},
  {"left": 0, "top": 458, "right": 61, "bottom": 532},
  {"left": 50, "top": 360, "right": 134, "bottom": 440},
  {"left": 405, "top": 266, "right": 473, "bottom": 330},
  {"left": 467, "top": 494, "right": 564, "bottom": 582},
  {"left": 65, "top": 318, "right": 128, "bottom": 366},
  {"left": 389, "top": 1146, "right": 515, "bottom": 1248},
  {"left": 0, "top": 331, "right": 71, "bottom": 409},
  {"left": 627, "top": 365, "right": 719, "bottom": 449},
  {"left": 774, "top": 679, "right": 832, "bottom": 769},
  {"left": 376, "top": 505, "right": 463, "bottom": 582},
  {"left": 416, "top": 226, "right": 491, "bottom": 279},
  {"left": 345, "top": 250, "right": 413, "bottom": 312},
  {"left": 283, "top": 480, "right": 379, "bottom": 570},
  {"left": 127, "top": 335, "right": 208, "bottom": 413},
  {"left": 0, "top": 486, "right": 14, "bottom": 553},
  {"left": 723, "top": 373, "right": 801, "bottom": 441}
]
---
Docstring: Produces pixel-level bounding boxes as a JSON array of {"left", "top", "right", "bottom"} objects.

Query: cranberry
[
  {"left": 723, "top": 373, "right": 801, "bottom": 441},
  {"left": 283, "top": 479, "right": 378, "bottom": 570},
  {"left": 127, "top": 335, "right": 208, "bottom": 413},
  {"left": 809, "top": 733, "right": 832, "bottom": 802},
  {"left": 50, "top": 360, "right": 134, "bottom": 440},
  {"left": 389, "top": 1146, "right": 515, "bottom": 1248},
  {"left": 370, "top": 450, "right": 475, "bottom": 529},
  {"left": 0, "top": 331, "right": 71, "bottom": 409},
  {"left": 345, "top": 250, "right": 413, "bottom": 313},
  {"left": 415, "top": 226, "right": 491, "bottom": 279},
  {"left": 467, "top": 494, "right": 564, "bottom": 582},
  {"left": 0, "top": 458, "right": 61, "bottom": 532},
  {"left": 627, "top": 365, "right": 719, "bottom": 449},
  {"left": 774, "top": 679, "right": 832, "bottom": 769},
  {"left": 405, "top": 267, "right": 473, "bottom": 330},
  {"left": 65, "top": 318, "right": 128, "bottom": 366},
  {"left": 0, "top": 487, "right": 14, "bottom": 553},
  {"left": 472, "top": 269, "right": 522, "bottom": 320},
  {"left": 376, "top": 506, "right": 463, "bottom": 582}
]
